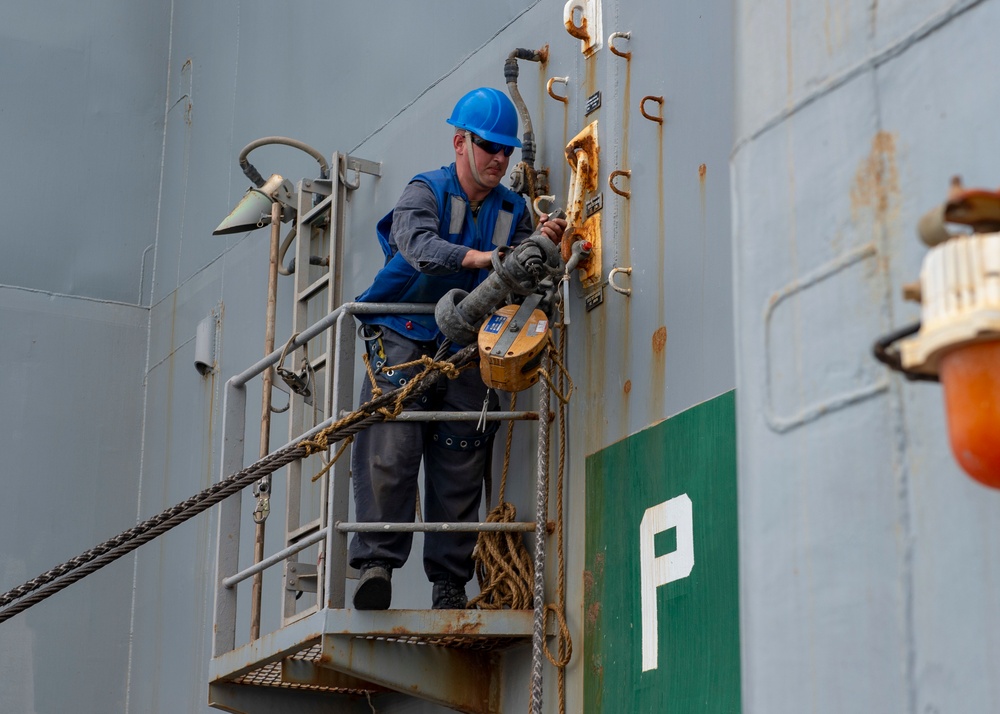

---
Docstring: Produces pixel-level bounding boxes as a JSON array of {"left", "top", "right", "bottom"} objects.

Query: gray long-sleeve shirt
[{"left": 389, "top": 180, "right": 535, "bottom": 275}]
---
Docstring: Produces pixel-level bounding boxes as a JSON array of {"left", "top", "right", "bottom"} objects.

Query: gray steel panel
[
  {"left": 733, "top": 65, "right": 910, "bottom": 712},
  {"left": 876, "top": 3, "right": 1000, "bottom": 712},
  {"left": 0, "top": 1, "right": 170, "bottom": 305},
  {"left": 0, "top": 288, "right": 147, "bottom": 713},
  {"left": 734, "top": 1, "right": 1000, "bottom": 713}
]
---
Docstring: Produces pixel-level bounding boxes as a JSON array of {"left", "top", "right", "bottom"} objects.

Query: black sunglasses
[{"left": 469, "top": 133, "right": 515, "bottom": 157}]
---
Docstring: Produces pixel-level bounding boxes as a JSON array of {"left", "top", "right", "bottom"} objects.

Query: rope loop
[
  {"left": 536, "top": 336, "right": 574, "bottom": 405},
  {"left": 542, "top": 603, "right": 573, "bottom": 667},
  {"left": 310, "top": 436, "right": 353, "bottom": 482},
  {"left": 362, "top": 352, "right": 384, "bottom": 399}
]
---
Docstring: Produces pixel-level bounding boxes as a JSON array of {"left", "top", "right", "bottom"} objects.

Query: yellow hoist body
[{"left": 478, "top": 302, "right": 550, "bottom": 392}]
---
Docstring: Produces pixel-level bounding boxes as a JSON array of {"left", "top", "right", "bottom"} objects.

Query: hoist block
[{"left": 478, "top": 302, "right": 550, "bottom": 392}]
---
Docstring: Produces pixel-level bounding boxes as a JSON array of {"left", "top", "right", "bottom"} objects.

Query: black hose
[
  {"left": 872, "top": 322, "right": 940, "bottom": 382},
  {"left": 237, "top": 136, "right": 331, "bottom": 188},
  {"left": 505, "top": 48, "right": 547, "bottom": 170}
]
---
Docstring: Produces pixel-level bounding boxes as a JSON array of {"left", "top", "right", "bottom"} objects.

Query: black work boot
[
  {"left": 353, "top": 561, "right": 392, "bottom": 610},
  {"left": 431, "top": 578, "right": 467, "bottom": 609}
]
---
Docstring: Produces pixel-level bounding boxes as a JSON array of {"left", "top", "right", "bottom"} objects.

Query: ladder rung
[
  {"left": 300, "top": 194, "right": 333, "bottom": 226},
  {"left": 309, "top": 353, "right": 327, "bottom": 371},
  {"left": 298, "top": 273, "right": 331, "bottom": 302},
  {"left": 287, "top": 519, "right": 323, "bottom": 543}
]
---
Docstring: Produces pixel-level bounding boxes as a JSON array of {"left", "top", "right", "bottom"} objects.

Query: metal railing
[{"left": 212, "top": 301, "right": 549, "bottom": 657}]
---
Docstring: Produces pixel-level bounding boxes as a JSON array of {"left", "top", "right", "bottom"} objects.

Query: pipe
[
  {"left": 505, "top": 47, "right": 548, "bottom": 199},
  {"left": 223, "top": 528, "right": 329, "bottom": 589},
  {"left": 336, "top": 521, "right": 536, "bottom": 533},
  {"left": 249, "top": 199, "right": 282, "bottom": 641},
  {"left": 505, "top": 47, "right": 547, "bottom": 169},
  {"left": 277, "top": 225, "right": 297, "bottom": 276},
  {"left": 277, "top": 224, "right": 329, "bottom": 276},
  {"left": 238, "top": 136, "right": 330, "bottom": 187}
]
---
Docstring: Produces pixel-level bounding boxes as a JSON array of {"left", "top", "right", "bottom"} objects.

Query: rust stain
[
  {"left": 620, "top": 59, "right": 632, "bottom": 261},
  {"left": 440, "top": 619, "right": 484, "bottom": 636},
  {"left": 590, "top": 652, "right": 604, "bottom": 678},
  {"left": 650, "top": 101, "right": 666, "bottom": 425},
  {"left": 585, "top": 289, "right": 608, "bottom": 448},
  {"left": 850, "top": 130, "right": 899, "bottom": 226},
  {"left": 623, "top": 379, "right": 632, "bottom": 394},
  {"left": 586, "top": 50, "right": 597, "bottom": 96},
  {"left": 699, "top": 164, "right": 708, "bottom": 237},
  {"left": 851, "top": 130, "right": 900, "bottom": 310},
  {"left": 586, "top": 601, "right": 602, "bottom": 625},
  {"left": 566, "top": 14, "right": 590, "bottom": 42},
  {"left": 584, "top": 569, "right": 594, "bottom": 594},
  {"left": 594, "top": 551, "right": 605, "bottom": 576},
  {"left": 652, "top": 326, "right": 667, "bottom": 354},
  {"left": 824, "top": 0, "right": 850, "bottom": 55}
]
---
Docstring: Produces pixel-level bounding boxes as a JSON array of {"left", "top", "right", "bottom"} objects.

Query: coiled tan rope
[{"left": 469, "top": 392, "right": 535, "bottom": 610}]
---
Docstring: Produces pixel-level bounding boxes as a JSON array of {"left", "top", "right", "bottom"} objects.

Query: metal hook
[
  {"left": 533, "top": 194, "right": 558, "bottom": 219},
  {"left": 547, "top": 76, "right": 569, "bottom": 104},
  {"left": 609, "top": 31, "right": 632, "bottom": 60},
  {"left": 340, "top": 164, "right": 361, "bottom": 191},
  {"left": 609, "top": 266, "right": 632, "bottom": 296},
  {"left": 640, "top": 95, "right": 664, "bottom": 124},
  {"left": 609, "top": 170, "right": 632, "bottom": 199}
]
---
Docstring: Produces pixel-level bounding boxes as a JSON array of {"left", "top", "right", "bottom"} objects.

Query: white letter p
[{"left": 639, "top": 494, "right": 694, "bottom": 672}]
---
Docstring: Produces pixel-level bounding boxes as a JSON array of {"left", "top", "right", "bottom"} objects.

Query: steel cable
[
  {"left": 529, "top": 349, "right": 551, "bottom": 714},
  {"left": 0, "top": 344, "right": 477, "bottom": 624}
]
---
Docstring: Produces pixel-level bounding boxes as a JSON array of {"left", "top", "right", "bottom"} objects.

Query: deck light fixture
[
  {"left": 874, "top": 178, "right": 1000, "bottom": 488},
  {"left": 212, "top": 173, "right": 294, "bottom": 235}
]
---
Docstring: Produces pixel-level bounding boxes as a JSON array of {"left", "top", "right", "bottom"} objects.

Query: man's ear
[{"left": 453, "top": 131, "right": 466, "bottom": 156}]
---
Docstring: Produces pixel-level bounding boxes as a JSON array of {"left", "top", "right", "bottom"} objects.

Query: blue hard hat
[{"left": 446, "top": 87, "right": 522, "bottom": 148}]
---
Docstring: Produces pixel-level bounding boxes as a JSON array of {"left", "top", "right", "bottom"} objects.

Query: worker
[{"left": 349, "top": 87, "right": 566, "bottom": 610}]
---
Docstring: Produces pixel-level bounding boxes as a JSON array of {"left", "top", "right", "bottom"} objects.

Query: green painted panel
[{"left": 584, "top": 390, "right": 740, "bottom": 713}]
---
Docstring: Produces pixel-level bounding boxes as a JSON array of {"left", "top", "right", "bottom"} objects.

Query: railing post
[
  {"left": 213, "top": 379, "right": 247, "bottom": 656},
  {"left": 324, "top": 311, "right": 356, "bottom": 608}
]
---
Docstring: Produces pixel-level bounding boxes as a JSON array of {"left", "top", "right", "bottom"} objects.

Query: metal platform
[{"left": 209, "top": 608, "right": 537, "bottom": 714}]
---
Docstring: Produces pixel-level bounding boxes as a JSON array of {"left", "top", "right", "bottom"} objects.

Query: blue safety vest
[{"left": 356, "top": 163, "right": 527, "bottom": 342}]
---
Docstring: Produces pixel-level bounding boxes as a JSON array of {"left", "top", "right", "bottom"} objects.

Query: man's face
[
  {"left": 455, "top": 131, "right": 513, "bottom": 197},
  {"left": 469, "top": 135, "right": 511, "bottom": 189}
]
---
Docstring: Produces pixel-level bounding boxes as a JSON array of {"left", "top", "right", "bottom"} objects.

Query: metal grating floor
[
  {"left": 232, "top": 644, "right": 344, "bottom": 692},
  {"left": 231, "top": 631, "right": 525, "bottom": 695}
]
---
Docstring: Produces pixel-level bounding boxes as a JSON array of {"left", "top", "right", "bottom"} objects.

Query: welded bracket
[
  {"left": 339, "top": 155, "right": 382, "bottom": 191},
  {"left": 563, "top": 121, "right": 602, "bottom": 291},
  {"left": 564, "top": 0, "right": 603, "bottom": 56},
  {"left": 286, "top": 562, "right": 317, "bottom": 594}
]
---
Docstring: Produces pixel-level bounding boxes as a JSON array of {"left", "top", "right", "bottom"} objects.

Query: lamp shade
[
  {"left": 940, "top": 339, "right": 1000, "bottom": 488},
  {"left": 212, "top": 188, "right": 275, "bottom": 235}
]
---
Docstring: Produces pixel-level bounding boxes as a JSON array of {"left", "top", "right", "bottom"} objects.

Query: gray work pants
[{"left": 348, "top": 326, "right": 498, "bottom": 583}]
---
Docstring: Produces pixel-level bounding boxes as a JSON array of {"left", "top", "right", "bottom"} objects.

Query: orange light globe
[{"left": 939, "top": 339, "right": 1000, "bottom": 488}]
